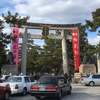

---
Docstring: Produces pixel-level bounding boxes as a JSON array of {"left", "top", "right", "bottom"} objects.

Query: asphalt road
[{"left": 10, "top": 84, "right": 100, "bottom": 100}]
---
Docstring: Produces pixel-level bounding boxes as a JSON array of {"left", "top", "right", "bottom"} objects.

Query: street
[{"left": 10, "top": 84, "right": 100, "bottom": 100}]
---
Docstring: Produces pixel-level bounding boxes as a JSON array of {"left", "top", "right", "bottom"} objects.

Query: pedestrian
[
  {"left": 64, "top": 73, "right": 68, "bottom": 79},
  {"left": 64, "top": 73, "right": 72, "bottom": 83}
]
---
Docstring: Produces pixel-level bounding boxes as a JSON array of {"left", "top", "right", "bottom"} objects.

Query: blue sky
[{"left": 0, "top": 0, "right": 100, "bottom": 45}]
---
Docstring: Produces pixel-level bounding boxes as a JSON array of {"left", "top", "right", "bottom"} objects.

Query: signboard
[
  {"left": 72, "top": 29, "right": 80, "bottom": 72},
  {"left": 11, "top": 26, "right": 20, "bottom": 65}
]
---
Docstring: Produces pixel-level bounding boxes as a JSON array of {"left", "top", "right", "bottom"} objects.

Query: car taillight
[
  {"left": 31, "top": 85, "right": 39, "bottom": 91},
  {"left": 15, "top": 84, "right": 19, "bottom": 89},
  {"left": 45, "top": 85, "right": 58, "bottom": 91}
]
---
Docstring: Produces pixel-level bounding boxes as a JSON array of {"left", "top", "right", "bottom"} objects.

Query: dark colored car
[
  {"left": 0, "top": 84, "right": 11, "bottom": 100},
  {"left": 30, "top": 75, "right": 72, "bottom": 100}
]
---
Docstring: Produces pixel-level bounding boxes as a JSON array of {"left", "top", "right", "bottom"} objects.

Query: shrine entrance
[{"left": 19, "top": 23, "right": 80, "bottom": 75}]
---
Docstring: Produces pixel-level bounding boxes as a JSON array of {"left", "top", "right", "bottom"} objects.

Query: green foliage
[
  {"left": 27, "top": 38, "right": 62, "bottom": 75},
  {"left": 78, "top": 24, "right": 97, "bottom": 64},
  {"left": 0, "top": 19, "right": 4, "bottom": 29},
  {"left": 43, "top": 38, "right": 62, "bottom": 74},
  {"left": 96, "top": 42, "right": 100, "bottom": 53},
  {"left": 86, "top": 8, "right": 100, "bottom": 31},
  {"left": 86, "top": 44, "right": 96, "bottom": 55},
  {"left": 2, "top": 11, "right": 29, "bottom": 27},
  {"left": 0, "top": 19, "right": 10, "bottom": 75},
  {"left": 27, "top": 46, "right": 40, "bottom": 73},
  {"left": 82, "top": 44, "right": 96, "bottom": 64},
  {"left": 78, "top": 25, "right": 88, "bottom": 62},
  {"left": 0, "top": 33, "right": 11, "bottom": 47}
]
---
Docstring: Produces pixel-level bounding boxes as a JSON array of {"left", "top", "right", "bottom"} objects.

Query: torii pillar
[
  {"left": 21, "top": 27, "right": 28, "bottom": 75},
  {"left": 61, "top": 30, "right": 69, "bottom": 75}
]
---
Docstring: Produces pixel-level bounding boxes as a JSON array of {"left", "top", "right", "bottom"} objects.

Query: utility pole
[
  {"left": 61, "top": 30, "right": 69, "bottom": 75},
  {"left": 21, "top": 27, "right": 28, "bottom": 75}
]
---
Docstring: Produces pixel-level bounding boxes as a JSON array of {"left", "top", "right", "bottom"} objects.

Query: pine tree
[
  {"left": 2, "top": 11, "right": 29, "bottom": 27},
  {"left": 86, "top": 8, "right": 100, "bottom": 31},
  {"left": 0, "top": 19, "right": 10, "bottom": 75}
]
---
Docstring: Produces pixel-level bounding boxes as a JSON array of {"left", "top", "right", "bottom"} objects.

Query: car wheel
[
  {"left": 4, "top": 92, "right": 9, "bottom": 100},
  {"left": 85, "top": 84, "right": 88, "bottom": 86},
  {"left": 89, "top": 81, "right": 95, "bottom": 86},
  {"left": 22, "top": 88, "right": 27, "bottom": 95},
  {"left": 67, "top": 90, "right": 71, "bottom": 95}
]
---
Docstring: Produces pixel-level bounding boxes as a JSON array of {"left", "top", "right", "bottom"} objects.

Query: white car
[
  {"left": 80, "top": 74, "right": 100, "bottom": 86},
  {"left": 0, "top": 75, "right": 10, "bottom": 81},
  {"left": 3, "top": 75, "right": 32, "bottom": 95}
]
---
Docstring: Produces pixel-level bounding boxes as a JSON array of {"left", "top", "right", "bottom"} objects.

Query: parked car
[
  {"left": 3, "top": 75, "right": 32, "bottom": 95},
  {"left": 30, "top": 75, "right": 72, "bottom": 100},
  {"left": 0, "top": 84, "right": 11, "bottom": 100},
  {"left": 80, "top": 74, "right": 100, "bottom": 86},
  {"left": 30, "top": 76, "right": 37, "bottom": 85}
]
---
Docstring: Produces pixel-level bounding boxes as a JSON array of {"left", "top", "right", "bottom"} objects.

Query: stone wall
[
  {"left": 2, "top": 64, "right": 17, "bottom": 75},
  {"left": 79, "top": 64, "right": 96, "bottom": 75}
]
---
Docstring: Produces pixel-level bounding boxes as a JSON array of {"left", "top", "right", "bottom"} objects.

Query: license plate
[{"left": 39, "top": 86, "right": 45, "bottom": 91}]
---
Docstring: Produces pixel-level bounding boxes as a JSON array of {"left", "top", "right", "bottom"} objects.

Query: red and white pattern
[
  {"left": 72, "top": 29, "right": 80, "bottom": 72},
  {"left": 11, "top": 26, "right": 20, "bottom": 65}
]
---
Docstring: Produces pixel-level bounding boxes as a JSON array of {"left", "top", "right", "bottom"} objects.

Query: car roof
[
  {"left": 40, "top": 75, "right": 66, "bottom": 79},
  {"left": 10, "top": 75, "right": 30, "bottom": 77},
  {"left": 39, "top": 75, "right": 57, "bottom": 80}
]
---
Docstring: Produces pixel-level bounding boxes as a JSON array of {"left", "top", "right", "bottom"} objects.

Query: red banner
[
  {"left": 11, "top": 25, "right": 20, "bottom": 65},
  {"left": 72, "top": 29, "right": 80, "bottom": 72}
]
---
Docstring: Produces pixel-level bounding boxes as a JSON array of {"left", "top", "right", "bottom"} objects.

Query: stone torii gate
[{"left": 21, "top": 23, "right": 80, "bottom": 75}]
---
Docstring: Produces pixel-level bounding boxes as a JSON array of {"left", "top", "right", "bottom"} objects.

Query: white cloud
[
  {"left": 14, "top": 4, "right": 28, "bottom": 14},
  {"left": 1, "top": 0, "right": 100, "bottom": 45},
  {"left": 9, "top": 0, "right": 100, "bottom": 24},
  {"left": 88, "top": 36, "right": 100, "bottom": 45},
  {"left": 11, "top": 0, "right": 27, "bottom": 4},
  {"left": 0, "top": 16, "right": 3, "bottom": 20}
]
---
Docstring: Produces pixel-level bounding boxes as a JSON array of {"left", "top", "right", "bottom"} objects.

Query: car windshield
[
  {"left": 6, "top": 77, "right": 22, "bottom": 82},
  {"left": 38, "top": 76, "right": 57, "bottom": 84}
]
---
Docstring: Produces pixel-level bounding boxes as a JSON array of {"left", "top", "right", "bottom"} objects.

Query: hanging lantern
[{"left": 42, "top": 26, "right": 49, "bottom": 36}]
